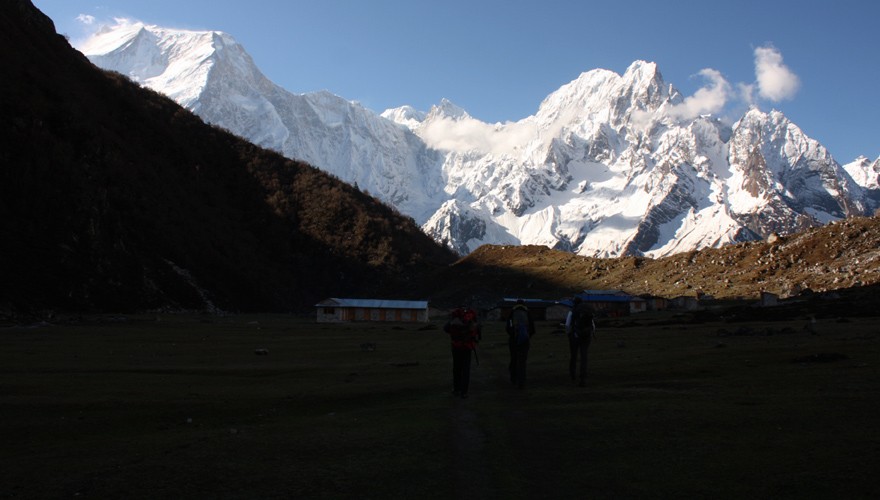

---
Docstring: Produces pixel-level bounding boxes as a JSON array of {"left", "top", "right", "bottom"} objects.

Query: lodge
[
  {"left": 493, "top": 290, "right": 649, "bottom": 321},
  {"left": 495, "top": 298, "right": 569, "bottom": 321},
  {"left": 315, "top": 298, "right": 429, "bottom": 323},
  {"left": 574, "top": 290, "right": 647, "bottom": 316}
]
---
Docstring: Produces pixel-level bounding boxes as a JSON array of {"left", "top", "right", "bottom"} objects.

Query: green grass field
[{"left": 2, "top": 312, "right": 878, "bottom": 499}]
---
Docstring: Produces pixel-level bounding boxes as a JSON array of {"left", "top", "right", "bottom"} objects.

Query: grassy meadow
[{"left": 1, "top": 311, "right": 878, "bottom": 499}]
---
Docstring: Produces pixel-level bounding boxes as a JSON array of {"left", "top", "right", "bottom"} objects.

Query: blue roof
[
  {"left": 501, "top": 298, "right": 560, "bottom": 307},
  {"left": 579, "top": 295, "right": 631, "bottom": 302},
  {"left": 315, "top": 298, "right": 428, "bottom": 309},
  {"left": 564, "top": 291, "right": 645, "bottom": 305}
]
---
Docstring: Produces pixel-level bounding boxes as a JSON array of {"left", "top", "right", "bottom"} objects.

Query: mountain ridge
[{"left": 80, "top": 22, "right": 878, "bottom": 259}]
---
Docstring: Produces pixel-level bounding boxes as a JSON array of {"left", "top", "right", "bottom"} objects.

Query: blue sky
[{"left": 34, "top": 0, "right": 879, "bottom": 162}]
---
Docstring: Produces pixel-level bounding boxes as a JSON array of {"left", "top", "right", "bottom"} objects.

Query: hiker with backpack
[
  {"left": 505, "top": 299, "right": 535, "bottom": 389},
  {"left": 566, "top": 296, "right": 595, "bottom": 387},
  {"left": 444, "top": 307, "right": 481, "bottom": 399}
]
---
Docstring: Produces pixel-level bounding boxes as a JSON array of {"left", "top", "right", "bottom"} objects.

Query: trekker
[
  {"left": 505, "top": 299, "right": 535, "bottom": 389},
  {"left": 565, "top": 296, "right": 595, "bottom": 387},
  {"left": 444, "top": 307, "right": 481, "bottom": 399}
]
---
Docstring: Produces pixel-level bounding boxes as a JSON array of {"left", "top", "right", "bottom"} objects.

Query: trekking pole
[{"left": 472, "top": 345, "right": 480, "bottom": 366}]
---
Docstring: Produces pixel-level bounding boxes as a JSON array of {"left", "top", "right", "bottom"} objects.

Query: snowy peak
[
  {"left": 80, "top": 21, "right": 231, "bottom": 64},
  {"left": 617, "top": 60, "right": 673, "bottom": 111},
  {"left": 537, "top": 68, "right": 619, "bottom": 117},
  {"left": 622, "top": 59, "right": 661, "bottom": 82},
  {"left": 731, "top": 108, "right": 835, "bottom": 171},
  {"left": 381, "top": 105, "right": 426, "bottom": 128},
  {"left": 425, "top": 98, "right": 470, "bottom": 121},
  {"left": 80, "top": 21, "right": 243, "bottom": 108},
  {"left": 80, "top": 23, "right": 166, "bottom": 80},
  {"left": 728, "top": 107, "right": 865, "bottom": 230},
  {"left": 535, "top": 60, "right": 677, "bottom": 134},
  {"left": 844, "top": 156, "right": 880, "bottom": 190},
  {"left": 80, "top": 20, "right": 446, "bottom": 222}
]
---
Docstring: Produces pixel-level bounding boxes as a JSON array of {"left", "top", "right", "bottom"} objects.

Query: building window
[{"left": 323, "top": 307, "right": 335, "bottom": 314}]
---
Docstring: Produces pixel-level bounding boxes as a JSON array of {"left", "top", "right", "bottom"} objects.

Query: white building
[{"left": 315, "top": 298, "right": 429, "bottom": 323}]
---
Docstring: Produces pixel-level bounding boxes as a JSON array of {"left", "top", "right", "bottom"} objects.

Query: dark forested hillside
[{"left": 0, "top": 0, "right": 455, "bottom": 315}]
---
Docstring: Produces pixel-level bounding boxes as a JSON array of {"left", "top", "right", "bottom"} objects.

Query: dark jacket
[{"left": 567, "top": 302, "right": 595, "bottom": 339}]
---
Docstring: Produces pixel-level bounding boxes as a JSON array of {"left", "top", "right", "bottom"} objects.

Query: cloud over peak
[
  {"left": 419, "top": 117, "right": 538, "bottom": 156},
  {"left": 635, "top": 45, "right": 801, "bottom": 130},
  {"left": 754, "top": 45, "right": 800, "bottom": 102},
  {"left": 667, "top": 68, "right": 732, "bottom": 121},
  {"left": 419, "top": 45, "right": 803, "bottom": 154}
]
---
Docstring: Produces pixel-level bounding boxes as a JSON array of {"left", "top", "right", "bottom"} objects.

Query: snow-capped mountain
[
  {"left": 81, "top": 21, "right": 445, "bottom": 222},
  {"left": 844, "top": 156, "right": 880, "bottom": 207},
  {"left": 80, "top": 22, "right": 875, "bottom": 257},
  {"left": 844, "top": 156, "right": 880, "bottom": 190}
]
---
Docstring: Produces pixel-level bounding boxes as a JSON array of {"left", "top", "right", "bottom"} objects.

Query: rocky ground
[{"left": 427, "top": 215, "right": 880, "bottom": 310}]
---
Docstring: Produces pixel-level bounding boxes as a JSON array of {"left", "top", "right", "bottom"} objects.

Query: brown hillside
[
  {"left": 0, "top": 1, "right": 455, "bottom": 315},
  {"left": 424, "top": 215, "right": 880, "bottom": 308}
]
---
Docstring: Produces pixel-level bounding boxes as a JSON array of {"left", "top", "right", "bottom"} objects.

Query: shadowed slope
[{"left": 0, "top": 0, "right": 455, "bottom": 315}]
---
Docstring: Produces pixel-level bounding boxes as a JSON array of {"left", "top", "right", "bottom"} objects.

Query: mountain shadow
[{"left": 0, "top": 0, "right": 455, "bottom": 316}]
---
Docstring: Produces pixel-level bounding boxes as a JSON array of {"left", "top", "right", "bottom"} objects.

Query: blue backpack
[{"left": 512, "top": 308, "right": 530, "bottom": 345}]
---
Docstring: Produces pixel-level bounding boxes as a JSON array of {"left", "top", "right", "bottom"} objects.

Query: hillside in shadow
[{"left": 0, "top": 1, "right": 455, "bottom": 316}]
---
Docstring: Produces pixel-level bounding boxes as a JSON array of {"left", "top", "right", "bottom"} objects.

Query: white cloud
[
  {"left": 421, "top": 46, "right": 801, "bottom": 152},
  {"left": 667, "top": 68, "right": 732, "bottom": 120},
  {"left": 76, "top": 14, "right": 96, "bottom": 25},
  {"left": 754, "top": 45, "right": 800, "bottom": 102},
  {"left": 419, "top": 117, "right": 538, "bottom": 156},
  {"left": 107, "top": 17, "right": 140, "bottom": 28},
  {"left": 739, "top": 82, "right": 756, "bottom": 107},
  {"left": 631, "top": 68, "right": 732, "bottom": 129},
  {"left": 633, "top": 46, "right": 800, "bottom": 130}
]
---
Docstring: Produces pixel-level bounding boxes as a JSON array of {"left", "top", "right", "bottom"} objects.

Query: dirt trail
[
  {"left": 448, "top": 344, "right": 516, "bottom": 499},
  {"left": 450, "top": 403, "right": 491, "bottom": 499}
]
